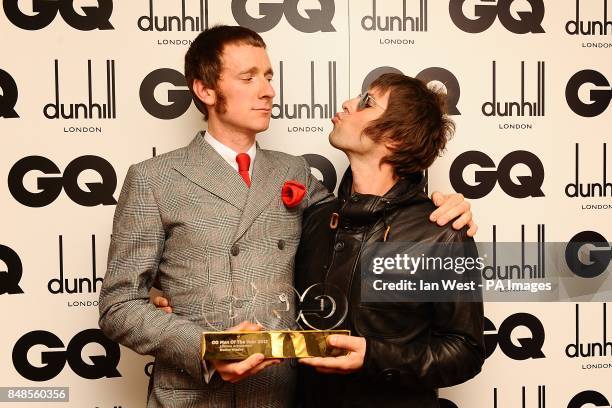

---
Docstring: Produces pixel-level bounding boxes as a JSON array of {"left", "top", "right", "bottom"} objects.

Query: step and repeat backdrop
[{"left": 1, "top": 1, "right": 611, "bottom": 407}]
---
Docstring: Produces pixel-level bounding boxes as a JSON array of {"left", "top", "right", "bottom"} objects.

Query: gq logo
[
  {"left": 568, "top": 391, "right": 611, "bottom": 408},
  {"left": 8, "top": 156, "right": 118, "bottom": 207},
  {"left": 0, "top": 245, "right": 23, "bottom": 295},
  {"left": 302, "top": 154, "right": 337, "bottom": 192},
  {"left": 0, "top": 69, "right": 19, "bottom": 118},
  {"left": 232, "top": 0, "right": 335, "bottom": 33},
  {"left": 449, "top": 0, "right": 544, "bottom": 34},
  {"left": 140, "top": 68, "right": 192, "bottom": 120},
  {"left": 362, "top": 66, "right": 461, "bottom": 115},
  {"left": 484, "top": 313, "right": 545, "bottom": 360},
  {"left": 449, "top": 151, "right": 545, "bottom": 199},
  {"left": 566, "top": 70, "right": 612, "bottom": 117},
  {"left": 565, "top": 231, "right": 612, "bottom": 279},
  {"left": 12, "top": 329, "right": 120, "bottom": 381},
  {"left": 3, "top": 0, "right": 114, "bottom": 30}
]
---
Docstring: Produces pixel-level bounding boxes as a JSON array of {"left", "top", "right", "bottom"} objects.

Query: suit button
[
  {"left": 351, "top": 195, "right": 360, "bottom": 203},
  {"left": 381, "top": 368, "right": 399, "bottom": 384},
  {"left": 231, "top": 245, "right": 240, "bottom": 256},
  {"left": 277, "top": 239, "right": 286, "bottom": 250},
  {"left": 334, "top": 241, "right": 345, "bottom": 251}
]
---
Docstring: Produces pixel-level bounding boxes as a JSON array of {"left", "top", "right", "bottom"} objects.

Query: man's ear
[{"left": 192, "top": 79, "right": 216, "bottom": 107}]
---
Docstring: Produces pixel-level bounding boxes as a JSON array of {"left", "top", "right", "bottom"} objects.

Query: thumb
[{"left": 327, "top": 335, "right": 359, "bottom": 351}]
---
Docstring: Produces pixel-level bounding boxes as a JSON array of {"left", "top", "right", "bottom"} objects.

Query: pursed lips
[{"left": 332, "top": 111, "right": 345, "bottom": 123}]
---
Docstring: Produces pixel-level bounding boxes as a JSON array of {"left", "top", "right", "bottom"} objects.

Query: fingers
[
  {"left": 299, "top": 358, "right": 344, "bottom": 374},
  {"left": 315, "top": 366, "right": 343, "bottom": 374},
  {"left": 216, "top": 354, "right": 282, "bottom": 383},
  {"left": 327, "top": 335, "right": 359, "bottom": 351},
  {"left": 299, "top": 356, "right": 342, "bottom": 369},
  {"left": 435, "top": 199, "right": 470, "bottom": 227},
  {"left": 228, "top": 321, "right": 263, "bottom": 332},
  {"left": 466, "top": 220, "right": 478, "bottom": 237},
  {"left": 237, "top": 359, "right": 282, "bottom": 381},
  {"left": 216, "top": 353, "right": 264, "bottom": 381},
  {"left": 430, "top": 191, "right": 446, "bottom": 207},
  {"left": 430, "top": 192, "right": 460, "bottom": 222},
  {"left": 450, "top": 211, "right": 476, "bottom": 233},
  {"left": 448, "top": 208, "right": 472, "bottom": 230},
  {"left": 152, "top": 296, "right": 172, "bottom": 313},
  {"left": 152, "top": 296, "right": 168, "bottom": 307},
  {"left": 298, "top": 357, "right": 325, "bottom": 367}
]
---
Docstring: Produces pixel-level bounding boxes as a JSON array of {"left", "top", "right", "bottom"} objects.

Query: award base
[{"left": 201, "top": 330, "right": 350, "bottom": 360}]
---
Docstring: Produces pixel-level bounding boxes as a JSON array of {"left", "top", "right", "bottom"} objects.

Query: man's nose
[
  {"left": 342, "top": 96, "right": 359, "bottom": 112},
  {"left": 260, "top": 78, "right": 275, "bottom": 99}
]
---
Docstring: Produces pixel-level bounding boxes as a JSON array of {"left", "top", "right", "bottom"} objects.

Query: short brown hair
[
  {"left": 184, "top": 25, "right": 266, "bottom": 120},
  {"left": 364, "top": 73, "right": 455, "bottom": 177}
]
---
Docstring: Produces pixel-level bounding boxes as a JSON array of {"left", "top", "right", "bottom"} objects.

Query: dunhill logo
[
  {"left": 138, "top": 0, "right": 208, "bottom": 32},
  {"left": 482, "top": 225, "right": 546, "bottom": 281},
  {"left": 48, "top": 235, "right": 103, "bottom": 295},
  {"left": 492, "top": 386, "right": 546, "bottom": 408},
  {"left": 272, "top": 61, "right": 337, "bottom": 120},
  {"left": 566, "top": 304, "right": 611, "bottom": 358},
  {"left": 361, "top": 0, "right": 428, "bottom": 32},
  {"left": 566, "top": 143, "right": 611, "bottom": 198},
  {"left": 482, "top": 61, "right": 545, "bottom": 117},
  {"left": 566, "top": 0, "right": 612, "bottom": 36},
  {"left": 43, "top": 60, "right": 116, "bottom": 120}
]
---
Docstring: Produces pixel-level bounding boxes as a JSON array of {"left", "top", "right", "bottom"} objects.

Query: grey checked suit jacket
[{"left": 99, "top": 132, "right": 331, "bottom": 408}]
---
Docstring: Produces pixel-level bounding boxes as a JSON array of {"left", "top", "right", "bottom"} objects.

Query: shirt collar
[{"left": 204, "top": 131, "right": 256, "bottom": 175}]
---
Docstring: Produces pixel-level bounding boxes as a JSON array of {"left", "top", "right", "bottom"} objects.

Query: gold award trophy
[{"left": 201, "top": 281, "right": 349, "bottom": 360}]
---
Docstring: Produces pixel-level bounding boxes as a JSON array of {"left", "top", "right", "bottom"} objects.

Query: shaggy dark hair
[{"left": 364, "top": 73, "right": 455, "bottom": 177}]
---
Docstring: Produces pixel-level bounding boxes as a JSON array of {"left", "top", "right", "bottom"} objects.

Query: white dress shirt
[{"left": 204, "top": 131, "right": 256, "bottom": 177}]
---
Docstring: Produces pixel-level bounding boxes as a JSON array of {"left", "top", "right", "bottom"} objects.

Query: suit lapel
[
  {"left": 173, "top": 132, "right": 248, "bottom": 210},
  {"left": 233, "top": 147, "right": 289, "bottom": 241}
]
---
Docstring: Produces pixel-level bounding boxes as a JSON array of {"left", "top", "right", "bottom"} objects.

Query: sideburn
[{"left": 214, "top": 88, "right": 227, "bottom": 115}]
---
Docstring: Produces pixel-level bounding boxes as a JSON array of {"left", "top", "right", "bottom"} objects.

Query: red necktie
[{"left": 236, "top": 153, "right": 251, "bottom": 187}]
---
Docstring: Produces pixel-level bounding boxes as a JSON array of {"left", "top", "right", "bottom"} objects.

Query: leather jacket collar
[{"left": 336, "top": 168, "right": 427, "bottom": 227}]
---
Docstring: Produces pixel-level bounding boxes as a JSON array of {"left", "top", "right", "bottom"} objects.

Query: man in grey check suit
[{"left": 99, "top": 26, "right": 475, "bottom": 408}]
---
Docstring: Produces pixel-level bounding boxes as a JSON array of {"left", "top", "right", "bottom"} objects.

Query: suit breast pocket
[{"left": 252, "top": 204, "right": 302, "bottom": 246}]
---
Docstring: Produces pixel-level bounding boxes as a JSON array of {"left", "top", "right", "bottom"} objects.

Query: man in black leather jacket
[{"left": 295, "top": 73, "right": 485, "bottom": 407}]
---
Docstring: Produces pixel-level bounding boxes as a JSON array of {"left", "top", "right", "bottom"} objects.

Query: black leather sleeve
[{"left": 361, "top": 229, "right": 486, "bottom": 390}]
